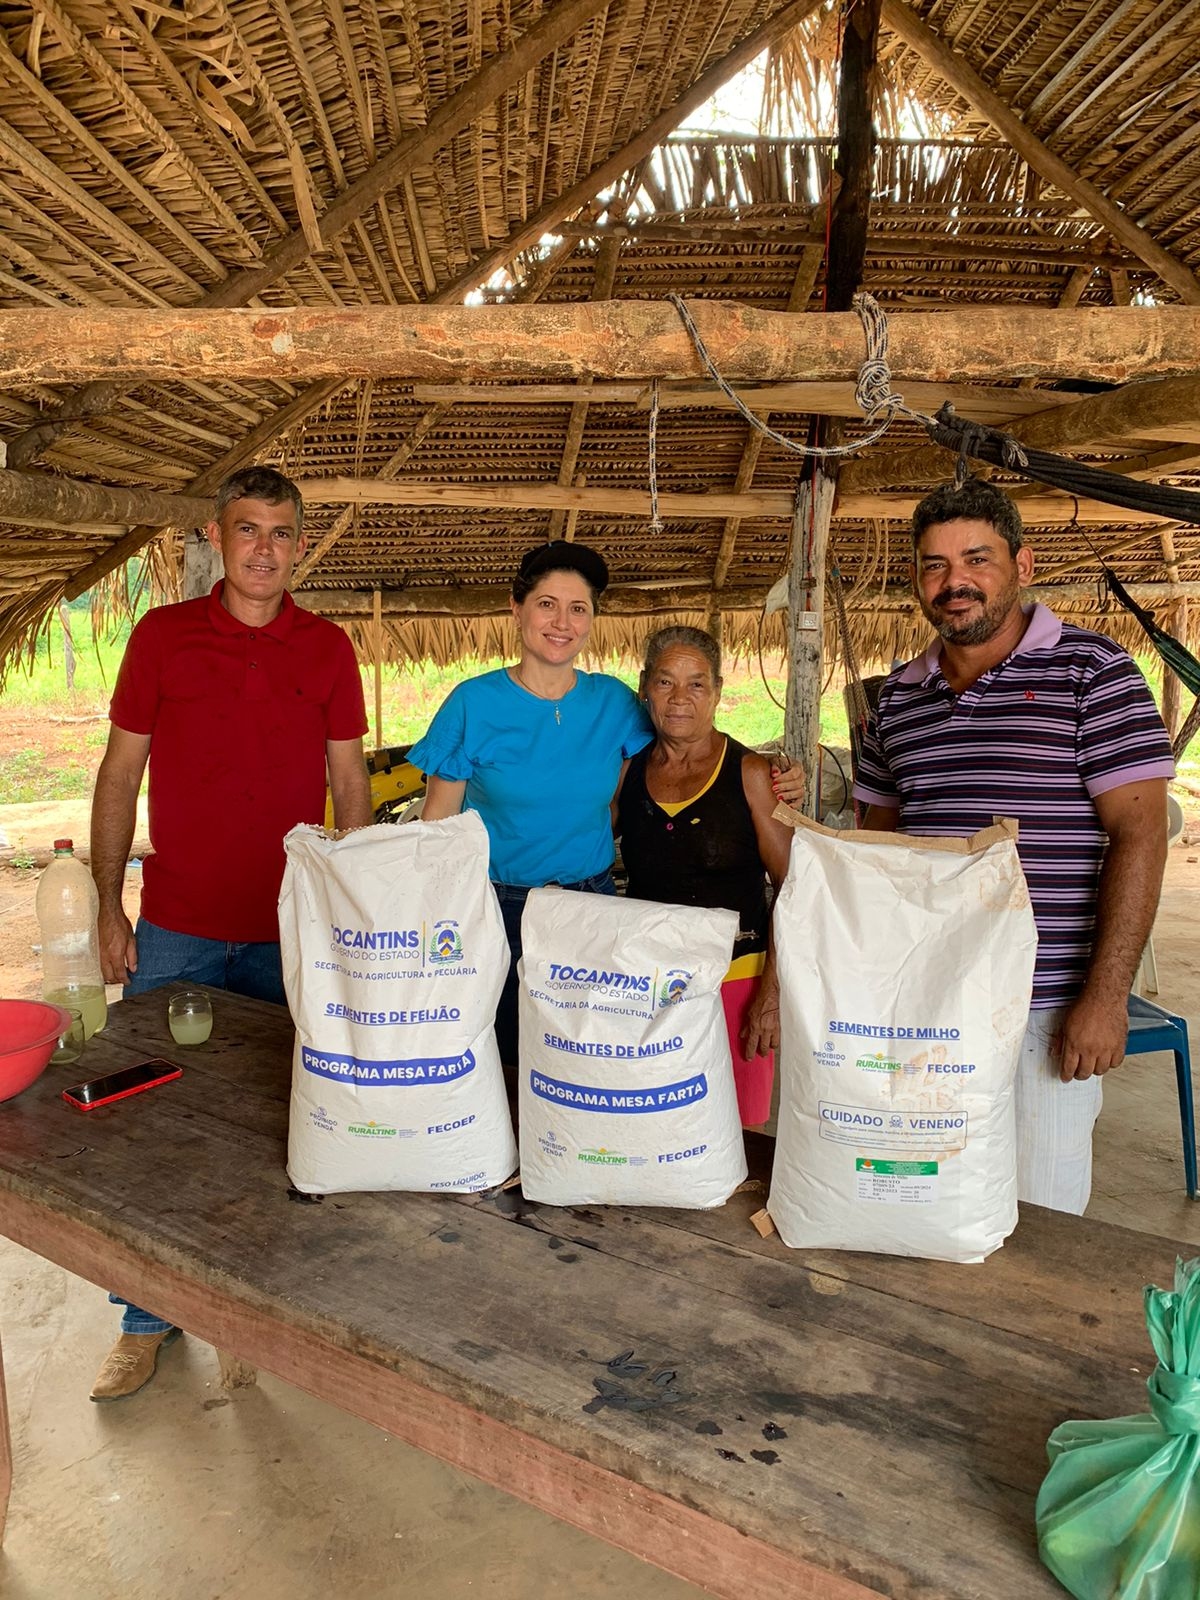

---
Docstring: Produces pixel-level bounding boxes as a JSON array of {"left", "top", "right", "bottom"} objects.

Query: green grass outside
[{"left": 2, "top": 605, "right": 1193, "bottom": 798}]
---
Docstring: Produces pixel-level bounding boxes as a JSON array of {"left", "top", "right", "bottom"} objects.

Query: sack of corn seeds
[
  {"left": 768, "top": 814, "right": 1036, "bottom": 1263},
  {"left": 518, "top": 886, "right": 746, "bottom": 1208}
]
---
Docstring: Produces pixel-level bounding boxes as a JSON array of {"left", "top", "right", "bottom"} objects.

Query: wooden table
[{"left": 0, "top": 988, "right": 1181, "bottom": 1598}]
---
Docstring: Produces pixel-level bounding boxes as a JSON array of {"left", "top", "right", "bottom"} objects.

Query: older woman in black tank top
[{"left": 615, "top": 626, "right": 797, "bottom": 1127}]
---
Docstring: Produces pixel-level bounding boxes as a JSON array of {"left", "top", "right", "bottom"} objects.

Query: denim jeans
[
  {"left": 492, "top": 870, "right": 615, "bottom": 1066},
  {"left": 112, "top": 918, "right": 287, "bottom": 1336},
  {"left": 126, "top": 918, "right": 286, "bottom": 1005}
]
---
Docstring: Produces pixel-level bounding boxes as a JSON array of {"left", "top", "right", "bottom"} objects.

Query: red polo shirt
[{"left": 110, "top": 583, "right": 367, "bottom": 942}]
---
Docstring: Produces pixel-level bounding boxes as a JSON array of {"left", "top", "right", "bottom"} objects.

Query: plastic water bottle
[{"left": 36, "top": 839, "right": 108, "bottom": 1039}]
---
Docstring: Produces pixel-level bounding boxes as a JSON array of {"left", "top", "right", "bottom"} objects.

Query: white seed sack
[
  {"left": 768, "top": 816, "right": 1037, "bottom": 1263},
  {"left": 281, "top": 813, "right": 517, "bottom": 1194},
  {"left": 518, "top": 887, "right": 747, "bottom": 1208}
]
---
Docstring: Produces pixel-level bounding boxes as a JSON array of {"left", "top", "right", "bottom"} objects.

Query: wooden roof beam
[
  {"left": 435, "top": 0, "right": 828, "bottom": 303},
  {"left": 840, "top": 372, "right": 1200, "bottom": 496},
  {"left": 1, "top": 467, "right": 1172, "bottom": 535},
  {"left": 2, "top": 0, "right": 608, "bottom": 470},
  {"left": 62, "top": 379, "right": 350, "bottom": 600},
  {"left": 879, "top": 0, "right": 1200, "bottom": 307},
  {"left": 546, "top": 233, "right": 623, "bottom": 538},
  {"left": 296, "top": 477, "right": 1171, "bottom": 526},
  {"left": 293, "top": 578, "right": 1200, "bottom": 619},
  {"left": 7, "top": 304, "right": 1200, "bottom": 386}
]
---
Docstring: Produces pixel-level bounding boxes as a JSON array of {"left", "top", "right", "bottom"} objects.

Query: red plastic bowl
[{"left": 0, "top": 999, "right": 73, "bottom": 1104}]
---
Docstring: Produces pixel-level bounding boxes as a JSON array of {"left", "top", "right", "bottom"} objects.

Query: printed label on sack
[
  {"left": 818, "top": 1100, "right": 967, "bottom": 1152},
  {"left": 301, "top": 1045, "right": 477, "bottom": 1085},
  {"left": 315, "top": 921, "right": 477, "bottom": 982},
  {"left": 855, "top": 1158, "right": 939, "bottom": 1205},
  {"left": 529, "top": 1068, "right": 708, "bottom": 1113},
  {"left": 530, "top": 962, "right": 698, "bottom": 1019}
]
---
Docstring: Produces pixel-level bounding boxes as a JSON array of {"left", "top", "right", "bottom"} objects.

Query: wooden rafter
[
  {"left": 1, "top": 0, "right": 609, "bottom": 470},
  {"left": 292, "top": 405, "right": 451, "bottom": 586},
  {"left": 0, "top": 32, "right": 225, "bottom": 282},
  {"left": 435, "top": 0, "right": 828, "bottom": 302},
  {"left": 62, "top": 379, "right": 350, "bottom": 600},
  {"left": 840, "top": 372, "right": 1200, "bottom": 496},
  {"left": 879, "top": 0, "right": 1200, "bottom": 306},
  {"left": 546, "top": 233, "right": 623, "bottom": 538}
]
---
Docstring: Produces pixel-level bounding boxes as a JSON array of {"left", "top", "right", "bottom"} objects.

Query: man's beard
[{"left": 921, "top": 576, "right": 1021, "bottom": 646}]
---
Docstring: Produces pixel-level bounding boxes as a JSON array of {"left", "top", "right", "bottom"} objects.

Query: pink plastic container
[{"left": 0, "top": 999, "right": 73, "bottom": 1103}]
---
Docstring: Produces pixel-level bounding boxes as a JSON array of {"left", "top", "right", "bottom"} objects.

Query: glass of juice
[
  {"left": 50, "top": 1006, "right": 85, "bottom": 1065},
  {"left": 168, "top": 990, "right": 213, "bottom": 1046}
]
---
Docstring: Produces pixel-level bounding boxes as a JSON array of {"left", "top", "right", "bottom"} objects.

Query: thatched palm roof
[{"left": 0, "top": 0, "right": 1198, "bottom": 677}]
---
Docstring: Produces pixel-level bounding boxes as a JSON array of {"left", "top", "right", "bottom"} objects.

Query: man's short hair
[
  {"left": 911, "top": 478, "right": 1023, "bottom": 557},
  {"left": 215, "top": 466, "right": 304, "bottom": 533}
]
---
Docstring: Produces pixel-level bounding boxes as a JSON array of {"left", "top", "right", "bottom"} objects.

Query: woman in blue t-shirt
[{"left": 408, "top": 540, "right": 653, "bottom": 1063}]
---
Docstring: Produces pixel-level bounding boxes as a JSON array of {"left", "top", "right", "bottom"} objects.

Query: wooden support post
[
  {"left": 216, "top": 1350, "right": 258, "bottom": 1391},
  {"left": 182, "top": 528, "right": 222, "bottom": 601},
  {"left": 784, "top": 464, "right": 837, "bottom": 813},
  {"left": 372, "top": 586, "right": 383, "bottom": 752},
  {"left": 1160, "top": 527, "right": 1185, "bottom": 741},
  {"left": 783, "top": 0, "right": 880, "bottom": 811},
  {"left": 0, "top": 1323, "right": 11, "bottom": 1544}
]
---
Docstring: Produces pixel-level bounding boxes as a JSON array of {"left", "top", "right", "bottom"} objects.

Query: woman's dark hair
[
  {"left": 511, "top": 540, "right": 608, "bottom": 605},
  {"left": 641, "top": 625, "right": 722, "bottom": 686}
]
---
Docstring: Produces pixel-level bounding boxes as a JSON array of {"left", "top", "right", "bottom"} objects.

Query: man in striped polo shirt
[{"left": 852, "top": 478, "right": 1175, "bottom": 1214}]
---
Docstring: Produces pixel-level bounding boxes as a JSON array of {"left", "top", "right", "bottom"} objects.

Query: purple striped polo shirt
[{"left": 852, "top": 604, "right": 1175, "bottom": 1008}]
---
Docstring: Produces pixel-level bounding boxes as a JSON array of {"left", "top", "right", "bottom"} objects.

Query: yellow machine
[{"left": 323, "top": 745, "right": 426, "bottom": 828}]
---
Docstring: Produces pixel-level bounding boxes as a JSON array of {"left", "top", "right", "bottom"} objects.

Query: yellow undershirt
[{"left": 647, "top": 739, "right": 765, "bottom": 983}]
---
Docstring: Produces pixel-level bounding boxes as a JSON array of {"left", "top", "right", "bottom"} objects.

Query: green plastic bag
[{"left": 1036, "top": 1256, "right": 1200, "bottom": 1600}]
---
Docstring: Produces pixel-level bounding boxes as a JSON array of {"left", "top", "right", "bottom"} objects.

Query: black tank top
[{"left": 617, "top": 735, "right": 768, "bottom": 954}]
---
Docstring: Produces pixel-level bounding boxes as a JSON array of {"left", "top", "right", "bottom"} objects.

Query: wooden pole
[
  {"left": 372, "top": 585, "right": 383, "bottom": 752},
  {"left": 784, "top": 466, "right": 837, "bottom": 809},
  {"left": 292, "top": 578, "right": 1200, "bottom": 619},
  {"left": 6, "top": 305, "right": 1200, "bottom": 386},
  {"left": 0, "top": 464, "right": 1181, "bottom": 533},
  {"left": 784, "top": 0, "right": 880, "bottom": 815},
  {"left": 1160, "top": 527, "right": 1185, "bottom": 741},
  {"left": 841, "top": 373, "right": 1200, "bottom": 497},
  {"left": 182, "top": 529, "right": 223, "bottom": 601}
]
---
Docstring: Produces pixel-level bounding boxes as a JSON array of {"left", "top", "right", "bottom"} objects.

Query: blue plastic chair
[{"left": 1125, "top": 994, "right": 1197, "bottom": 1200}]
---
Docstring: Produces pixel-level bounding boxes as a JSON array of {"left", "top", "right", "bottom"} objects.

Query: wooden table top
[{"left": 0, "top": 986, "right": 1181, "bottom": 1599}]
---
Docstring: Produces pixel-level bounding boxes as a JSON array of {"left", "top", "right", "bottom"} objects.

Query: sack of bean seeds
[{"left": 281, "top": 812, "right": 516, "bottom": 1194}]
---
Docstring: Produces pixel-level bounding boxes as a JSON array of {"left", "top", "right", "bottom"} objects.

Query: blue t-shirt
[{"left": 409, "top": 668, "right": 653, "bottom": 886}]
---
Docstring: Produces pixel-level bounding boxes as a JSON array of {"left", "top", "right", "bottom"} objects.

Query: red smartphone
[{"left": 62, "top": 1058, "right": 183, "bottom": 1111}]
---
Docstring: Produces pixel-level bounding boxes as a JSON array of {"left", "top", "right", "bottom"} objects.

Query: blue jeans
[
  {"left": 493, "top": 870, "right": 615, "bottom": 1066},
  {"left": 112, "top": 918, "right": 287, "bottom": 1336},
  {"left": 126, "top": 918, "right": 286, "bottom": 1005}
]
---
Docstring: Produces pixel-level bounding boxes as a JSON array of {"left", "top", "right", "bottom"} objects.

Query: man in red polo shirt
[{"left": 88, "top": 465, "right": 372, "bottom": 1398}]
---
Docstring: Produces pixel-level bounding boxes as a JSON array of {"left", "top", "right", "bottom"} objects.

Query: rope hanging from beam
[{"left": 667, "top": 291, "right": 1200, "bottom": 527}]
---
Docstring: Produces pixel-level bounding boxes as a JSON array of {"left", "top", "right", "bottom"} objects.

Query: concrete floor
[{"left": 3, "top": 844, "right": 1199, "bottom": 1599}]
